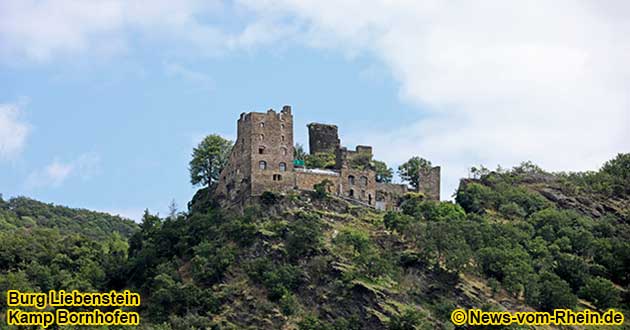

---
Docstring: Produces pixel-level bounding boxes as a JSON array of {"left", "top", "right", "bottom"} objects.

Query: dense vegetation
[
  {"left": 1, "top": 153, "right": 629, "bottom": 329},
  {"left": 0, "top": 196, "right": 136, "bottom": 322}
]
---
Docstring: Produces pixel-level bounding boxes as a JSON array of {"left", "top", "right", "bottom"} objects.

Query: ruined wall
[
  {"left": 375, "top": 182, "right": 408, "bottom": 210},
  {"left": 307, "top": 123, "right": 340, "bottom": 155},
  {"left": 418, "top": 166, "right": 441, "bottom": 201},
  {"left": 294, "top": 169, "right": 340, "bottom": 194}
]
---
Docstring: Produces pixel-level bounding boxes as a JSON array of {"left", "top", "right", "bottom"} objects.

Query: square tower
[{"left": 215, "top": 105, "right": 295, "bottom": 201}]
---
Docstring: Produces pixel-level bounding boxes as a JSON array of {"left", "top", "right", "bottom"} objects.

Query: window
[
  {"left": 281, "top": 124, "right": 285, "bottom": 129},
  {"left": 348, "top": 175, "right": 355, "bottom": 185},
  {"left": 259, "top": 160, "right": 267, "bottom": 170},
  {"left": 258, "top": 146, "right": 265, "bottom": 154},
  {"left": 259, "top": 134, "right": 264, "bottom": 141},
  {"left": 281, "top": 135, "right": 285, "bottom": 142},
  {"left": 259, "top": 122, "right": 265, "bottom": 128},
  {"left": 273, "top": 174, "right": 282, "bottom": 181},
  {"left": 360, "top": 176, "right": 368, "bottom": 186},
  {"left": 281, "top": 147, "right": 288, "bottom": 156},
  {"left": 279, "top": 162, "right": 286, "bottom": 172},
  {"left": 361, "top": 190, "right": 366, "bottom": 198},
  {"left": 349, "top": 189, "right": 354, "bottom": 197}
]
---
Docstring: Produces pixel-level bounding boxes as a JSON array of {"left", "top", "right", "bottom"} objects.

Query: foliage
[
  {"left": 579, "top": 277, "right": 619, "bottom": 310},
  {"left": 294, "top": 143, "right": 307, "bottom": 161},
  {"left": 1, "top": 153, "right": 629, "bottom": 329},
  {"left": 261, "top": 191, "right": 281, "bottom": 205},
  {"left": 348, "top": 152, "right": 371, "bottom": 170},
  {"left": 305, "top": 152, "right": 336, "bottom": 169},
  {"left": 313, "top": 179, "right": 333, "bottom": 199},
  {"left": 189, "top": 134, "right": 233, "bottom": 187},
  {"left": 398, "top": 157, "right": 432, "bottom": 190},
  {"left": 0, "top": 196, "right": 137, "bottom": 239},
  {"left": 388, "top": 308, "right": 429, "bottom": 330},
  {"left": 372, "top": 160, "right": 394, "bottom": 183}
]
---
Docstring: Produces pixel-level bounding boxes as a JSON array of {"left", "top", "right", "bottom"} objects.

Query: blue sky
[{"left": 1, "top": 1, "right": 628, "bottom": 220}]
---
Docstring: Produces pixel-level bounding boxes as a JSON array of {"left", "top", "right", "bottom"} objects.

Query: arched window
[
  {"left": 259, "top": 122, "right": 265, "bottom": 128},
  {"left": 281, "top": 124, "right": 285, "bottom": 129},
  {"left": 273, "top": 174, "right": 282, "bottom": 181},
  {"left": 281, "top": 135, "right": 285, "bottom": 142},
  {"left": 360, "top": 176, "right": 368, "bottom": 186},
  {"left": 259, "top": 134, "right": 264, "bottom": 141},
  {"left": 348, "top": 175, "right": 355, "bottom": 185},
  {"left": 279, "top": 162, "right": 287, "bottom": 172},
  {"left": 281, "top": 147, "right": 288, "bottom": 156},
  {"left": 259, "top": 161, "right": 267, "bottom": 170},
  {"left": 349, "top": 189, "right": 354, "bottom": 197},
  {"left": 258, "top": 146, "right": 265, "bottom": 154}
]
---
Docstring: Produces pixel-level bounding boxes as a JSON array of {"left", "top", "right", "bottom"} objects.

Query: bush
[
  {"left": 313, "top": 179, "right": 333, "bottom": 199},
  {"left": 530, "top": 271, "right": 577, "bottom": 311},
  {"left": 388, "top": 308, "right": 428, "bottom": 330},
  {"left": 498, "top": 202, "right": 526, "bottom": 219},
  {"left": 305, "top": 152, "right": 336, "bottom": 169},
  {"left": 579, "top": 276, "right": 619, "bottom": 310},
  {"left": 261, "top": 191, "right": 280, "bottom": 205}
]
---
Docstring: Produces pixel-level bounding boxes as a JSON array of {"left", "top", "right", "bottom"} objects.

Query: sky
[{"left": 1, "top": 0, "right": 628, "bottom": 220}]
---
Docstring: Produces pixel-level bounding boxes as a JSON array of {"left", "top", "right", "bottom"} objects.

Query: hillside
[
  {"left": 0, "top": 154, "right": 628, "bottom": 330},
  {"left": 0, "top": 196, "right": 138, "bottom": 239}
]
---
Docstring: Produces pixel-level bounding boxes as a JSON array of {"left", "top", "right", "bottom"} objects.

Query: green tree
[
  {"left": 189, "top": 134, "right": 233, "bottom": 187},
  {"left": 530, "top": 271, "right": 577, "bottom": 311},
  {"left": 294, "top": 143, "right": 307, "bottom": 161},
  {"left": 579, "top": 277, "right": 619, "bottom": 310},
  {"left": 601, "top": 153, "right": 630, "bottom": 196},
  {"left": 372, "top": 160, "right": 393, "bottom": 183},
  {"left": 305, "top": 152, "right": 336, "bottom": 169},
  {"left": 398, "top": 157, "right": 432, "bottom": 190}
]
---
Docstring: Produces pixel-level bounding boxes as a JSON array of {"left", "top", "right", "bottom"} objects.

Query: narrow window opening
[
  {"left": 279, "top": 162, "right": 286, "bottom": 172},
  {"left": 259, "top": 161, "right": 267, "bottom": 170}
]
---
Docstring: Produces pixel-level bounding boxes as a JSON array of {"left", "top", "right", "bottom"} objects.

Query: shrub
[
  {"left": 261, "top": 191, "right": 280, "bottom": 205},
  {"left": 579, "top": 276, "right": 619, "bottom": 310},
  {"left": 313, "top": 179, "right": 333, "bottom": 199},
  {"left": 388, "top": 308, "right": 428, "bottom": 330},
  {"left": 305, "top": 152, "right": 336, "bottom": 169}
]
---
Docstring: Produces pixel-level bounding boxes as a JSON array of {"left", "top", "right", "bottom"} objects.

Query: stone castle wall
[
  {"left": 375, "top": 182, "right": 409, "bottom": 210},
  {"left": 215, "top": 105, "right": 440, "bottom": 208},
  {"left": 294, "top": 168, "right": 340, "bottom": 193},
  {"left": 307, "top": 123, "right": 340, "bottom": 154},
  {"left": 418, "top": 166, "right": 441, "bottom": 201}
]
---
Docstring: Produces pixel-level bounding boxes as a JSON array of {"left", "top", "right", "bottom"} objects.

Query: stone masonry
[{"left": 215, "top": 105, "right": 441, "bottom": 209}]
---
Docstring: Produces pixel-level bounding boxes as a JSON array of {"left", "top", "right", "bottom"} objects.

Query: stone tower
[
  {"left": 215, "top": 106, "right": 295, "bottom": 200},
  {"left": 417, "top": 166, "right": 441, "bottom": 201},
  {"left": 307, "top": 123, "right": 340, "bottom": 154}
]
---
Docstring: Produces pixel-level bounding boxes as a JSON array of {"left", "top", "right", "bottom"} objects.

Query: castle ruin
[{"left": 214, "top": 106, "right": 440, "bottom": 209}]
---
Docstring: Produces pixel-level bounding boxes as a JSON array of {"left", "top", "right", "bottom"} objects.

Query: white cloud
[
  {"left": 3, "top": 1, "right": 629, "bottom": 199},
  {"left": 238, "top": 0, "right": 630, "bottom": 198},
  {"left": 26, "top": 152, "right": 101, "bottom": 188},
  {"left": 164, "top": 61, "right": 214, "bottom": 92},
  {"left": 0, "top": 102, "right": 30, "bottom": 160},
  {"left": 0, "top": 0, "right": 291, "bottom": 62}
]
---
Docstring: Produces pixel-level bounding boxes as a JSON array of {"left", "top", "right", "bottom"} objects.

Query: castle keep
[{"left": 214, "top": 106, "right": 440, "bottom": 209}]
